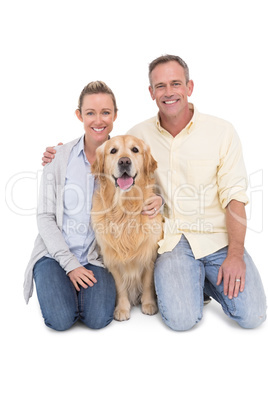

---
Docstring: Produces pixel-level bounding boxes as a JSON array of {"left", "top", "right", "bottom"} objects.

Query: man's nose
[{"left": 164, "top": 85, "right": 174, "bottom": 97}]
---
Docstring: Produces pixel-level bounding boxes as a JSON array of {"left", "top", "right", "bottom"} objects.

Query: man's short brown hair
[{"left": 149, "top": 55, "right": 190, "bottom": 85}]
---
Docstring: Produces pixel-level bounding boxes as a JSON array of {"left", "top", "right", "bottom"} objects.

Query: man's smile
[{"left": 163, "top": 99, "right": 180, "bottom": 105}]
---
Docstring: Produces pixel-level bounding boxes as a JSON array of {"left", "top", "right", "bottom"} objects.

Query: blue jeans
[
  {"left": 154, "top": 235, "right": 266, "bottom": 331},
  {"left": 33, "top": 257, "right": 116, "bottom": 331}
]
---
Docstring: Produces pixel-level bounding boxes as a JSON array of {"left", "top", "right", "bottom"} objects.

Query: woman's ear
[{"left": 75, "top": 109, "right": 83, "bottom": 122}]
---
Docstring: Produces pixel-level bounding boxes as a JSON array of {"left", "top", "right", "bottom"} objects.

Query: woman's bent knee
[
  {"left": 82, "top": 313, "right": 114, "bottom": 330},
  {"left": 43, "top": 315, "right": 77, "bottom": 331}
]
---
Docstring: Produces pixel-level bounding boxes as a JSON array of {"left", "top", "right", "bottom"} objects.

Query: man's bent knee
[
  {"left": 159, "top": 308, "right": 202, "bottom": 331},
  {"left": 236, "top": 310, "right": 266, "bottom": 329}
]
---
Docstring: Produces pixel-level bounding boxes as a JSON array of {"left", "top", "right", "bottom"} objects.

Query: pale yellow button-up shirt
[{"left": 127, "top": 104, "right": 249, "bottom": 259}]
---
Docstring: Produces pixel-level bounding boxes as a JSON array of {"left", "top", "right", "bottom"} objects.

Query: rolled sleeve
[{"left": 217, "top": 128, "right": 249, "bottom": 209}]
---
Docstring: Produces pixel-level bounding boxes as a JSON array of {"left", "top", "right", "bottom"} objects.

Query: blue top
[{"left": 62, "top": 135, "right": 96, "bottom": 266}]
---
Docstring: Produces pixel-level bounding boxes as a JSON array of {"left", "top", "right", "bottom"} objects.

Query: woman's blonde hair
[{"left": 77, "top": 81, "right": 118, "bottom": 113}]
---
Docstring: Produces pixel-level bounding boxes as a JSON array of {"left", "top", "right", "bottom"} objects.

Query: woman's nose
[{"left": 95, "top": 114, "right": 102, "bottom": 124}]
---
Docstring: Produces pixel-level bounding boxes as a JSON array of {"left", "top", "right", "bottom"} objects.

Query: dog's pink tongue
[{"left": 117, "top": 175, "right": 134, "bottom": 190}]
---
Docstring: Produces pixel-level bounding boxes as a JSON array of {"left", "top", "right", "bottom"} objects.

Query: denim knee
[
  {"left": 236, "top": 308, "right": 267, "bottom": 329},
  {"left": 231, "top": 250, "right": 267, "bottom": 329},
  {"left": 80, "top": 265, "right": 116, "bottom": 329},
  {"left": 81, "top": 313, "right": 114, "bottom": 330},
  {"left": 157, "top": 299, "right": 202, "bottom": 331},
  {"left": 164, "top": 315, "right": 201, "bottom": 331},
  {"left": 43, "top": 313, "right": 77, "bottom": 331}
]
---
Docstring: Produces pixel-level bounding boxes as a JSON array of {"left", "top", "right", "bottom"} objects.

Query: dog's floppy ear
[
  {"left": 143, "top": 144, "right": 158, "bottom": 176},
  {"left": 91, "top": 141, "right": 106, "bottom": 177}
]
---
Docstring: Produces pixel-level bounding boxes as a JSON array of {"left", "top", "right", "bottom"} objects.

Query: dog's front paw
[
  {"left": 142, "top": 302, "right": 158, "bottom": 316},
  {"left": 114, "top": 307, "right": 130, "bottom": 321}
]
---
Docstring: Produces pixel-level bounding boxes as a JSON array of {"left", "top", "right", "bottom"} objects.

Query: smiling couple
[{"left": 24, "top": 55, "right": 266, "bottom": 331}]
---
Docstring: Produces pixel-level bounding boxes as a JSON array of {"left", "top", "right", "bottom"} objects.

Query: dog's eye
[
  {"left": 131, "top": 147, "right": 139, "bottom": 153},
  {"left": 110, "top": 148, "right": 117, "bottom": 154}
]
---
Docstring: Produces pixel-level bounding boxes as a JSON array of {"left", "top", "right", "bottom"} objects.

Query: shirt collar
[
  {"left": 156, "top": 103, "right": 198, "bottom": 135},
  {"left": 74, "top": 135, "right": 90, "bottom": 164},
  {"left": 73, "top": 135, "right": 84, "bottom": 156}
]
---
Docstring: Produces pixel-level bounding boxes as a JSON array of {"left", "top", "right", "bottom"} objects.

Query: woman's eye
[
  {"left": 132, "top": 147, "right": 139, "bottom": 153},
  {"left": 110, "top": 148, "right": 117, "bottom": 154}
]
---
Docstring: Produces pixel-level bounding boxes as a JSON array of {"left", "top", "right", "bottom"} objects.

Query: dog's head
[{"left": 91, "top": 135, "right": 157, "bottom": 191}]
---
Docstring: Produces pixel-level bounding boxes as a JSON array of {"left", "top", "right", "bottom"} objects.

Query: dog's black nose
[{"left": 118, "top": 157, "right": 131, "bottom": 166}]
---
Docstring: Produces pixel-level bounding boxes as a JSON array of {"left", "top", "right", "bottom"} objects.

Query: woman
[{"left": 24, "top": 81, "right": 162, "bottom": 331}]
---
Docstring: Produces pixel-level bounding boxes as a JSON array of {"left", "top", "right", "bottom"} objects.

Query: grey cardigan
[{"left": 23, "top": 137, "right": 104, "bottom": 303}]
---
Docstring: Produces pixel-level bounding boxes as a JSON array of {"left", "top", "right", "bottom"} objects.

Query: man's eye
[
  {"left": 110, "top": 148, "right": 117, "bottom": 154},
  {"left": 132, "top": 147, "right": 139, "bottom": 153}
]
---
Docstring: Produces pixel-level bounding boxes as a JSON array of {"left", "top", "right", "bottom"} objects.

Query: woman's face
[{"left": 76, "top": 93, "right": 117, "bottom": 144}]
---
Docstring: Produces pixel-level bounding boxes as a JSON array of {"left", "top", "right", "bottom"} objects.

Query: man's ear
[
  {"left": 149, "top": 85, "right": 155, "bottom": 100},
  {"left": 187, "top": 80, "right": 194, "bottom": 97},
  {"left": 75, "top": 109, "right": 83, "bottom": 122}
]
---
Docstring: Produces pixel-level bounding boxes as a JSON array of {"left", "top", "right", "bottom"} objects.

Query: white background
[{"left": 1, "top": 0, "right": 267, "bottom": 401}]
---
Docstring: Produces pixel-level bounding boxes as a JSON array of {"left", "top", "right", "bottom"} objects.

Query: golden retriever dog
[{"left": 91, "top": 135, "right": 163, "bottom": 321}]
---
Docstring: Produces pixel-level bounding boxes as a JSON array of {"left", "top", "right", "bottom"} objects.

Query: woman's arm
[
  {"left": 37, "top": 164, "right": 97, "bottom": 289},
  {"left": 37, "top": 157, "right": 82, "bottom": 273}
]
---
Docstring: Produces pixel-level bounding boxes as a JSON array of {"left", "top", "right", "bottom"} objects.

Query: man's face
[{"left": 149, "top": 61, "right": 194, "bottom": 119}]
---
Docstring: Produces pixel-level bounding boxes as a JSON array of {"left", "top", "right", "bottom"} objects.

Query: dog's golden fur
[{"left": 91, "top": 135, "right": 162, "bottom": 321}]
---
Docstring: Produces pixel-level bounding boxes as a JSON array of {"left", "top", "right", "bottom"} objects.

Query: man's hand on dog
[
  {"left": 142, "top": 194, "right": 163, "bottom": 218},
  {"left": 68, "top": 267, "right": 97, "bottom": 291},
  {"left": 42, "top": 143, "right": 63, "bottom": 166}
]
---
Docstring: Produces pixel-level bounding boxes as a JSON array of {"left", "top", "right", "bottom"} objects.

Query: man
[
  {"left": 126, "top": 55, "right": 266, "bottom": 330},
  {"left": 43, "top": 55, "right": 266, "bottom": 330}
]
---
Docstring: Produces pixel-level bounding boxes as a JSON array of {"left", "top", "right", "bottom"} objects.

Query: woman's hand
[
  {"left": 142, "top": 194, "right": 163, "bottom": 219},
  {"left": 68, "top": 266, "right": 97, "bottom": 291}
]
